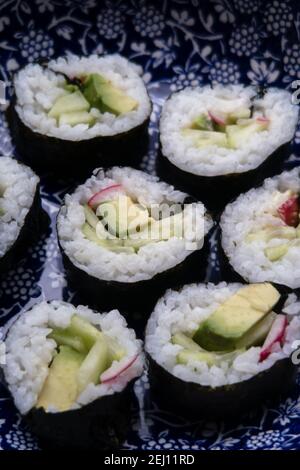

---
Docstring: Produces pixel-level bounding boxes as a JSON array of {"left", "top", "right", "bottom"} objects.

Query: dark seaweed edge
[
  {"left": 146, "top": 350, "right": 298, "bottom": 420},
  {"left": 0, "top": 181, "right": 49, "bottom": 275}
]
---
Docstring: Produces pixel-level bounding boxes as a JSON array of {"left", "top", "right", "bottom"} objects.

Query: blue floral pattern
[{"left": 0, "top": 0, "right": 299, "bottom": 451}]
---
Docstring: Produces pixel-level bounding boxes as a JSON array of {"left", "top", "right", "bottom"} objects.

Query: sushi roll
[
  {"left": 2, "top": 301, "right": 144, "bottom": 449},
  {"left": 145, "top": 282, "right": 299, "bottom": 418},
  {"left": 57, "top": 167, "right": 213, "bottom": 313},
  {"left": 158, "top": 85, "right": 298, "bottom": 210},
  {"left": 9, "top": 54, "right": 152, "bottom": 176},
  {"left": 0, "top": 156, "right": 47, "bottom": 275},
  {"left": 221, "top": 168, "right": 300, "bottom": 290}
]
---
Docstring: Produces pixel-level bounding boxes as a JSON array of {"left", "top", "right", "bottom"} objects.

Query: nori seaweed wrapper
[
  {"left": 0, "top": 184, "right": 49, "bottom": 276},
  {"left": 26, "top": 383, "right": 136, "bottom": 450},
  {"left": 157, "top": 142, "right": 290, "bottom": 213},
  {"left": 7, "top": 102, "right": 150, "bottom": 178},
  {"left": 147, "top": 353, "right": 297, "bottom": 420}
]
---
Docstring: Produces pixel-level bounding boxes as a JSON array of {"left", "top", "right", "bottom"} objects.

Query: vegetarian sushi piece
[
  {"left": 145, "top": 282, "right": 299, "bottom": 418},
  {"left": 0, "top": 156, "right": 47, "bottom": 275},
  {"left": 9, "top": 54, "right": 152, "bottom": 176},
  {"left": 158, "top": 85, "right": 298, "bottom": 210},
  {"left": 57, "top": 167, "right": 213, "bottom": 313},
  {"left": 2, "top": 301, "right": 144, "bottom": 449},
  {"left": 221, "top": 168, "right": 300, "bottom": 290}
]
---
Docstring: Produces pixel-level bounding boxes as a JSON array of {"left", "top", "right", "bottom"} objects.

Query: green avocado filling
[
  {"left": 182, "top": 106, "right": 270, "bottom": 149},
  {"left": 81, "top": 192, "right": 186, "bottom": 254},
  {"left": 36, "top": 314, "right": 126, "bottom": 412},
  {"left": 47, "top": 73, "right": 138, "bottom": 127},
  {"left": 173, "top": 284, "right": 281, "bottom": 366}
]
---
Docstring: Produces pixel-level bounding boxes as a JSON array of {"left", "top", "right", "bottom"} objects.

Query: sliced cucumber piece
[
  {"left": 182, "top": 129, "right": 228, "bottom": 148},
  {"left": 226, "top": 120, "right": 269, "bottom": 149},
  {"left": 177, "top": 350, "right": 217, "bottom": 367},
  {"left": 68, "top": 315, "right": 102, "bottom": 350},
  {"left": 48, "top": 91, "right": 90, "bottom": 119},
  {"left": 77, "top": 336, "right": 109, "bottom": 393},
  {"left": 58, "top": 111, "right": 95, "bottom": 127},
  {"left": 49, "top": 328, "right": 87, "bottom": 354},
  {"left": 172, "top": 333, "right": 202, "bottom": 352},
  {"left": 106, "top": 336, "right": 126, "bottom": 362},
  {"left": 84, "top": 204, "right": 99, "bottom": 229}
]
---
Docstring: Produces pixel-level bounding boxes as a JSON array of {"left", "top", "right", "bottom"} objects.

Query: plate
[{"left": 0, "top": 0, "right": 299, "bottom": 450}]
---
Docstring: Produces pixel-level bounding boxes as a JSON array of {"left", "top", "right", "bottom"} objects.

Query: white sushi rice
[
  {"left": 160, "top": 85, "right": 299, "bottom": 177},
  {"left": 14, "top": 54, "right": 151, "bottom": 140},
  {"left": 145, "top": 282, "right": 300, "bottom": 388},
  {"left": 0, "top": 157, "right": 39, "bottom": 258},
  {"left": 221, "top": 168, "right": 300, "bottom": 289},
  {"left": 57, "top": 167, "right": 213, "bottom": 283},
  {"left": 2, "top": 300, "right": 144, "bottom": 415}
]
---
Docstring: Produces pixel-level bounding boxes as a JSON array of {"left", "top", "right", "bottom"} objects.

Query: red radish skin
[
  {"left": 208, "top": 111, "right": 226, "bottom": 126},
  {"left": 256, "top": 117, "right": 270, "bottom": 124},
  {"left": 100, "top": 354, "right": 139, "bottom": 384},
  {"left": 88, "top": 184, "right": 123, "bottom": 209},
  {"left": 259, "top": 315, "right": 288, "bottom": 362},
  {"left": 278, "top": 196, "right": 300, "bottom": 227}
]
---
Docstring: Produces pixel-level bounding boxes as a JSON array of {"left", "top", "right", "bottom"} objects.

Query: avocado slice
[
  {"left": 191, "top": 114, "right": 213, "bottom": 131},
  {"left": 77, "top": 336, "right": 110, "bottom": 394},
  {"left": 82, "top": 73, "right": 138, "bottom": 116},
  {"left": 182, "top": 129, "right": 228, "bottom": 148},
  {"left": 58, "top": 111, "right": 95, "bottom": 127},
  {"left": 36, "top": 345, "right": 85, "bottom": 412},
  {"left": 48, "top": 90, "right": 90, "bottom": 119},
  {"left": 193, "top": 284, "right": 280, "bottom": 351},
  {"left": 49, "top": 329, "right": 87, "bottom": 354},
  {"left": 226, "top": 119, "right": 269, "bottom": 149},
  {"left": 265, "top": 244, "right": 289, "bottom": 261},
  {"left": 235, "top": 311, "right": 276, "bottom": 349}
]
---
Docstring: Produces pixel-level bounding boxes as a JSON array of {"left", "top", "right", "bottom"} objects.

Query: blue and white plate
[{"left": 0, "top": 0, "right": 299, "bottom": 451}]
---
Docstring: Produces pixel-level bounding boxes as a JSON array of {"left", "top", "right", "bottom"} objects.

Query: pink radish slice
[
  {"left": 259, "top": 315, "right": 288, "bottom": 362},
  {"left": 256, "top": 117, "right": 270, "bottom": 124},
  {"left": 100, "top": 354, "right": 139, "bottom": 384},
  {"left": 208, "top": 111, "right": 226, "bottom": 126},
  {"left": 88, "top": 184, "right": 123, "bottom": 209}
]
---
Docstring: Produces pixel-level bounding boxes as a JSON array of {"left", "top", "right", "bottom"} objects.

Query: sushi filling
[
  {"left": 182, "top": 109, "right": 269, "bottom": 149},
  {"left": 3, "top": 301, "right": 143, "bottom": 415},
  {"left": 221, "top": 168, "right": 300, "bottom": 288},
  {"left": 160, "top": 85, "right": 298, "bottom": 176},
  {"left": 145, "top": 283, "right": 300, "bottom": 388},
  {"left": 0, "top": 157, "right": 39, "bottom": 259},
  {"left": 58, "top": 167, "right": 213, "bottom": 283},
  {"left": 47, "top": 73, "right": 138, "bottom": 128},
  {"left": 14, "top": 54, "right": 151, "bottom": 140},
  {"left": 82, "top": 183, "right": 203, "bottom": 254}
]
